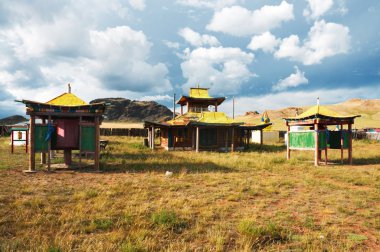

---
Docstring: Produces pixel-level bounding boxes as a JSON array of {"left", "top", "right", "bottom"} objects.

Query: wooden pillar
[
  {"left": 148, "top": 128, "right": 151, "bottom": 149},
  {"left": 314, "top": 123, "right": 319, "bottom": 166},
  {"left": 11, "top": 129, "right": 14, "bottom": 153},
  {"left": 231, "top": 127, "right": 235, "bottom": 152},
  {"left": 192, "top": 128, "right": 195, "bottom": 149},
  {"left": 286, "top": 125, "right": 290, "bottom": 160},
  {"left": 215, "top": 102, "right": 218, "bottom": 112},
  {"left": 196, "top": 127, "right": 199, "bottom": 152},
  {"left": 41, "top": 119, "right": 46, "bottom": 165},
  {"left": 340, "top": 124, "right": 344, "bottom": 164},
  {"left": 348, "top": 123, "right": 352, "bottom": 165},
  {"left": 25, "top": 129, "right": 28, "bottom": 154},
  {"left": 225, "top": 128, "right": 229, "bottom": 151},
  {"left": 79, "top": 116, "right": 82, "bottom": 169},
  {"left": 152, "top": 126, "right": 155, "bottom": 150},
  {"left": 28, "top": 115, "right": 35, "bottom": 172},
  {"left": 260, "top": 129, "right": 263, "bottom": 146},
  {"left": 64, "top": 150, "right": 72, "bottom": 167},
  {"left": 94, "top": 116, "right": 100, "bottom": 171},
  {"left": 47, "top": 116, "right": 51, "bottom": 171},
  {"left": 181, "top": 105, "right": 183, "bottom": 115},
  {"left": 324, "top": 129, "right": 328, "bottom": 165}
]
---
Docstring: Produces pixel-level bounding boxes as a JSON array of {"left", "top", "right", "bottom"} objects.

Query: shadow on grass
[
  {"left": 244, "top": 143, "right": 286, "bottom": 153},
  {"left": 352, "top": 156, "right": 380, "bottom": 165}
]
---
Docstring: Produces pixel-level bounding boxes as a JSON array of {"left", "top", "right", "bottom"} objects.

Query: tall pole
[{"left": 173, "top": 93, "right": 176, "bottom": 119}]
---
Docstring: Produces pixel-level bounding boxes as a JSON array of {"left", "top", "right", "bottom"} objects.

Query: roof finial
[
  {"left": 197, "top": 83, "right": 200, "bottom": 89},
  {"left": 68, "top": 83, "right": 71, "bottom": 93},
  {"left": 317, "top": 97, "right": 320, "bottom": 106}
]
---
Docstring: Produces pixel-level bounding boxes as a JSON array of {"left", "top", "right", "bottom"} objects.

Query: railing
[{"left": 100, "top": 128, "right": 148, "bottom": 137}]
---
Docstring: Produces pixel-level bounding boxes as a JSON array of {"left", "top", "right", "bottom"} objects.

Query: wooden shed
[
  {"left": 283, "top": 102, "right": 360, "bottom": 166},
  {"left": 17, "top": 84, "right": 106, "bottom": 172}
]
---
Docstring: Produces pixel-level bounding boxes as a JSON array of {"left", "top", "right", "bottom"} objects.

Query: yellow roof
[
  {"left": 189, "top": 88, "right": 211, "bottom": 98},
  {"left": 46, "top": 93, "right": 88, "bottom": 106},
  {"left": 285, "top": 105, "right": 359, "bottom": 120},
  {"left": 166, "top": 111, "right": 242, "bottom": 125}
]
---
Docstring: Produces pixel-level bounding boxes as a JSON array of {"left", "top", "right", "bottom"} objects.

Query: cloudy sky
[{"left": 0, "top": 0, "right": 379, "bottom": 118}]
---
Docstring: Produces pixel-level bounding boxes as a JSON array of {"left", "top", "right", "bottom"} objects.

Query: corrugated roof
[
  {"left": 189, "top": 88, "right": 210, "bottom": 98},
  {"left": 284, "top": 105, "right": 360, "bottom": 120},
  {"left": 46, "top": 93, "right": 88, "bottom": 106}
]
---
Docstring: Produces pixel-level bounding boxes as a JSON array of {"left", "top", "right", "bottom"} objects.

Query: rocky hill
[
  {"left": 0, "top": 115, "right": 27, "bottom": 125},
  {"left": 237, "top": 98, "right": 380, "bottom": 131},
  {"left": 90, "top": 98, "right": 173, "bottom": 122}
]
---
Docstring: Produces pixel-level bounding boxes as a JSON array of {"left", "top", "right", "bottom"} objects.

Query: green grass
[{"left": 0, "top": 136, "right": 379, "bottom": 251}]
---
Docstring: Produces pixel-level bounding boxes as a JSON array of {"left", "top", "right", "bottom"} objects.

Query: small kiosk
[
  {"left": 284, "top": 101, "right": 360, "bottom": 166},
  {"left": 10, "top": 126, "right": 29, "bottom": 153},
  {"left": 17, "top": 84, "right": 106, "bottom": 172}
]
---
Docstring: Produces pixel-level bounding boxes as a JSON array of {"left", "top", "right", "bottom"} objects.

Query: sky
[{"left": 0, "top": 0, "right": 380, "bottom": 118}]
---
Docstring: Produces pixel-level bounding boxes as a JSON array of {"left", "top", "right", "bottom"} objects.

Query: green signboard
[{"left": 290, "top": 130, "right": 348, "bottom": 150}]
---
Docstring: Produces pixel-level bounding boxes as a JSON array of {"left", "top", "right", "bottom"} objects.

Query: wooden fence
[{"left": 100, "top": 128, "right": 148, "bottom": 137}]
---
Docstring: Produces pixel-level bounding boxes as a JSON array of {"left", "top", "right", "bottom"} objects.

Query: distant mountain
[
  {"left": 90, "top": 98, "right": 173, "bottom": 122},
  {"left": 236, "top": 98, "right": 380, "bottom": 130},
  {"left": 0, "top": 115, "right": 27, "bottom": 125}
]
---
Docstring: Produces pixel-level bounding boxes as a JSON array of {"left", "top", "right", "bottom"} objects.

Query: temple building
[{"left": 144, "top": 87, "right": 271, "bottom": 152}]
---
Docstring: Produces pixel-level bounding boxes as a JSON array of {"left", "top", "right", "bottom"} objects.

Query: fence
[{"left": 100, "top": 128, "right": 148, "bottom": 137}]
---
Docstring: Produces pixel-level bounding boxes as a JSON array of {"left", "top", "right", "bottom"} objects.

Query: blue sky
[{"left": 0, "top": 0, "right": 379, "bottom": 118}]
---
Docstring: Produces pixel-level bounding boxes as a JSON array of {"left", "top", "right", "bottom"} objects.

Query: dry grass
[
  {"left": 101, "top": 122, "right": 144, "bottom": 129},
  {"left": 0, "top": 136, "right": 379, "bottom": 251}
]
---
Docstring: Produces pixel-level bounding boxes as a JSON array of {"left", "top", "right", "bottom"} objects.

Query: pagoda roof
[
  {"left": 177, "top": 87, "right": 225, "bottom": 106},
  {"left": 46, "top": 92, "right": 87, "bottom": 106},
  {"left": 283, "top": 105, "right": 360, "bottom": 121}
]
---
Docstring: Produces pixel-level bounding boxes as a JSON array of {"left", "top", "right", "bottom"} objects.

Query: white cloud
[
  {"left": 176, "top": 0, "right": 242, "bottom": 10},
  {"left": 163, "top": 40, "right": 180, "bottom": 49},
  {"left": 180, "top": 46, "right": 255, "bottom": 94},
  {"left": 179, "top": 27, "right": 220, "bottom": 47},
  {"left": 129, "top": 0, "right": 146, "bottom": 10},
  {"left": 247, "top": 32, "right": 280, "bottom": 53},
  {"left": 275, "top": 20, "right": 350, "bottom": 65},
  {"left": 273, "top": 66, "right": 308, "bottom": 91},
  {"left": 206, "top": 1, "right": 294, "bottom": 36},
  {"left": 303, "top": 0, "right": 333, "bottom": 20},
  {"left": 220, "top": 86, "right": 380, "bottom": 116},
  {"left": 138, "top": 95, "right": 172, "bottom": 101}
]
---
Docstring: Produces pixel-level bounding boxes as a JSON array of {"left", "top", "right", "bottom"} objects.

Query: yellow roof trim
[{"left": 46, "top": 93, "right": 88, "bottom": 106}]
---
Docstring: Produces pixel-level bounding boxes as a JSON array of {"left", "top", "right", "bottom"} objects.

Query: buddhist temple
[
  {"left": 283, "top": 100, "right": 360, "bottom": 166},
  {"left": 17, "top": 84, "right": 106, "bottom": 172},
  {"left": 144, "top": 87, "right": 272, "bottom": 152}
]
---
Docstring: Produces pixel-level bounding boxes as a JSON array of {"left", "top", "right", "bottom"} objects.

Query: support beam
[
  {"left": 286, "top": 126, "right": 290, "bottom": 160},
  {"left": 28, "top": 115, "right": 36, "bottom": 172},
  {"left": 47, "top": 116, "right": 51, "bottom": 171},
  {"left": 181, "top": 105, "right": 183, "bottom": 115},
  {"left": 94, "top": 116, "right": 100, "bottom": 171},
  {"left": 225, "top": 128, "right": 229, "bottom": 151},
  {"left": 64, "top": 150, "right": 72, "bottom": 167},
  {"left": 79, "top": 116, "right": 82, "bottom": 169},
  {"left": 196, "top": 127, "right": 199, "bottom": 152},
  {"left": 231, "top": 127, "right": 235, "bottom": 152},
  {"left": 348, "top": 123, "right": 352, "bottom": 165},
  {"left": 152, "top": 126, "right": 155, "bottom": 150},
  {"left": 260, "top": 129, "right": 263, "bottom": 146},
  {"left": 41, "top": 119, "right": 46, "bottom": 165},
  {"left": 314, "top": 123, "right": 319, "bottom": 166},
  {"left": 340, "top": 124, "right": 344, "bottom": 164},
  {"left": 11, "top": 129, "right": 14, "bottom": 154}
]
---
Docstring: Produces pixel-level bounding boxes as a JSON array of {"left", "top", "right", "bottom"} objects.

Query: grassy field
[{"left": 0, "top": 136, "right": 379, "bottom": 251}]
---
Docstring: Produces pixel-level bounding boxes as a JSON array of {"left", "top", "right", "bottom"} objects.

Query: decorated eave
[
  {"left": 283, "top": 105, "right": 360, "bottom": 125},
  {"left": 176, "top": 96, "right": 226, "bottom": 106},
  {"left": 16, "top": 99, "right": 106, "bottom": 116}
]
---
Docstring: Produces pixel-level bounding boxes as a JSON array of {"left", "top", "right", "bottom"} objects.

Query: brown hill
[
  {"left": 236, "top": 98, "right": 380, "bottom": 131},
  {"left": 90, "top": 98, "right": 173, "bottom": 123},
  {"left": 0, "top": 115, "right": 27, "bottom": 125}
]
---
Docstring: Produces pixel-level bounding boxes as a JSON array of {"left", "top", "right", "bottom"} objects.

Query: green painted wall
[
  {"left": 34, "top": 125, "right": 48, "bottom": 152},
  {"left": 81, "top": 126, "right": 95, "bottom": 152},
  {"left": 290, "top": 130, "right": 349, "bottom": 150}
]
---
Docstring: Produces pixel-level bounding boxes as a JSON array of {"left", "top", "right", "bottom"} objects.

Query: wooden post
[
  {"left": 64, "top": 150, "right": 72, "bottom": 167},
  {"left": 260, "top": 129, "right": 263, "bottom": 146},
  {"left": 95, "top": 116, "right": 100, "bottom": 171},
  {"left": 79, "top": 116, "right": 82, "bottom": 169},
  {"left": 41, "top": 119, "right": 46, "bottom": 165},
  {"left": 231, "top": 127, "right": 235, "bottom": 152},
  {"left": 152, "top": 126, "right": 155, "bottom": 150},
  {"left": 47, "top": 116, "right": 51, "bottom": 171},
  {"left": 348, "top": 123, "right": 352, "bottom": 165},
  {"left": 325, "top": 129, "right": 328, "bottom": 165},
  {"left": 181, "top": 105, "right": 183, "bottom": 115},
  {"left": 11, "top": 129, "right": 14, "bottom": 153},
  {"left": 192, "top": 128, "right": 195, "bottom": 150},
  {"left": 196, "top": 127, "right": 199, "bottom": 152},
  {"left": 225, "top": 128, "right": 229, "bottom": 151},
  {"left": 215, "top": 102, "right": 218, "bottom": 112},
  {"left": 314, "top": 123, "right": 319, "bottom": 166},
  {"left": 340, "top": 124, "right": 344, "bottom": 164},
  {"left": 26, "top": 129, "right": 28, "bottom": 154},
  {"left": 286, "top": 125, "right": 290, "bottom": 160},
  {"left": 28, "top": 115, "right": 36, "bottom": 172}
]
